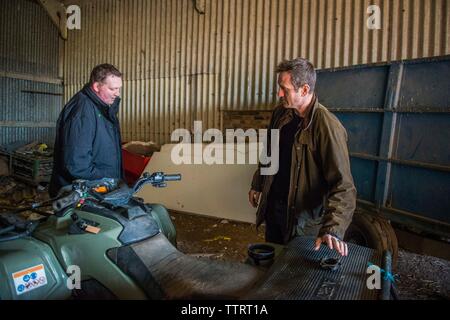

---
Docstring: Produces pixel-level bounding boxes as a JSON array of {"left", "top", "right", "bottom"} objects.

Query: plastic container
[{"left": 122, "top": 148, "right": 151, "bottom": 185}]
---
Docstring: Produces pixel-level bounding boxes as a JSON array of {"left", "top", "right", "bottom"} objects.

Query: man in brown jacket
[{"left": 249, "top": 58, "right": 356, "bottom": 256}]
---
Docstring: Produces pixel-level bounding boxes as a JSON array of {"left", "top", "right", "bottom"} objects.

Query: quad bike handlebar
[
  {"left": 0, "top": 172, "right": 181, "bottom": 242},
  {"left": 53, "top": 172, "right": 181, "bottom": 213}
]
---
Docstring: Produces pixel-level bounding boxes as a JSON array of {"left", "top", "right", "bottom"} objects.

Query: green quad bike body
[{"left": 0, "top": 173, "right": 179, "bottom": 300}]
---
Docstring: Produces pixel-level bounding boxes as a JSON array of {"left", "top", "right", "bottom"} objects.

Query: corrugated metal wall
[
  {"left": 0, "top": 0, "right": 59, "bottom": 76},
  {"left": 0, "top": 0, "right": 62, "bottom": 146},
  {"left": 0, "top": 77, "right": 63, "bottom": 146},
  {"left": 63, "top": 0, "right": 450, "bottom": 144}
]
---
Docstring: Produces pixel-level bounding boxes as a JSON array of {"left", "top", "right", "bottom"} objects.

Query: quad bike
[
  {"left": 0, "top": 172, "right": 266, "bottom": 300},
  {"left": 0, "top": 172, "right": 394, "bottom": 300}
]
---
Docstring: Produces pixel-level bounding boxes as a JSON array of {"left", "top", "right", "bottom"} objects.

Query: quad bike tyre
[{"left": 344, "top": 210, "right": 398, "bottom": 269}]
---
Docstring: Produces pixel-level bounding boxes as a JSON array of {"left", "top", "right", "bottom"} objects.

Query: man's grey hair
[{"left": 276, "top": 58, "right": 316, "bottom": 93}]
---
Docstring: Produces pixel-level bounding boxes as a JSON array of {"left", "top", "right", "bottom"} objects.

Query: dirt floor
[
  {"left": 1, "top": 175, "right": 449, "bottom": 300},
  {"left": 170, "top": 210, "right": 265, "bottom": 262}
]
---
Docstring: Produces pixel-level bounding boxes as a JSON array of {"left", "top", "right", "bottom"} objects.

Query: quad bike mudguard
[{"left": 0, "top": 237, "right": 71, "bottom": 300}]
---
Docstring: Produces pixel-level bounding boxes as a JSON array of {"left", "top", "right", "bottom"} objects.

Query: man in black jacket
[{"left": 49, "top": 64, "right": 124, "bottom": 197}]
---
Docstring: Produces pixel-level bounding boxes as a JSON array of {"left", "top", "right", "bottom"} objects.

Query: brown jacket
[{"left": 251, "top": 97, "right": 356, "bottom": 243}]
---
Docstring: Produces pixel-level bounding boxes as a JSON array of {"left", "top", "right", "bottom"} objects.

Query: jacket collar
[
  {"left": 275, "top": 94, "right": 317, "bottom": 134},
  {"left": 301, "top": 93, "right": 317, "bottom": 131},
  {"left": 298, "top": 94, "right": 320, "bottom": 146},
  {"left": 82, "top": 84, "right": 121, "bottom": 119}
]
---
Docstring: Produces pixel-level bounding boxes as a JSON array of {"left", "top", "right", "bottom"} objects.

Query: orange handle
[{"left": 93, "top": 186, "right": 108, "bottom": 193}]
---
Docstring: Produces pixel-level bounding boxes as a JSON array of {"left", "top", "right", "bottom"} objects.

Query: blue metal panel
[
  {"left": 395, "top": 113, "right": 450, "bottom": 166},
  {"left": 316, "top": 56, "right": 450, "bottom": 238},
  {"left": 389, "top": 165, "right": 450, "bottom": 224},
  {"left": 316, "top": 66, "right": 389, "bottom": 108},
  {"left": 349, "top": 158, "right": 378, "bottom": 203},
  {"left": 334, "top": 113, "right": 383, "bottom": 156},
  {"left": 398, "top": 60, "right": 450, "bottom": 109}
]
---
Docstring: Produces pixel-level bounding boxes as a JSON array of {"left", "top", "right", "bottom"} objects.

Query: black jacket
[{"left": 49, "top": 84, "right": 123, "bottom": 196}]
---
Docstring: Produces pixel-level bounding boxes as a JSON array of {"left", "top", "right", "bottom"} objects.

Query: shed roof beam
[{"left": 37, "top": 0, "right": 67, "bottom": 40}]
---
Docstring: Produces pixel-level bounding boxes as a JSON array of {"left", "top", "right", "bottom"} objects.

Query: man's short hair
[
  {"left": 89, "top": 63, "right": 122, "bottom": 85},
  {"left": 276, "top": 58, "right": 316, "bottom": 93}
]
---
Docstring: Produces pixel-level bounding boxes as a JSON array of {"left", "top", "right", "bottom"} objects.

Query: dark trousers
[
  {"left": 265, "top": 193, "right": 323, "bottom": 245},
  {"left": 264, "top": 194, "right": 289, "bottom": 244}
]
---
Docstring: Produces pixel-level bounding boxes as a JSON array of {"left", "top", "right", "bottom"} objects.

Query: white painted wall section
[{"left": 137, "top": 143, "right": 260, "bottom": 223}]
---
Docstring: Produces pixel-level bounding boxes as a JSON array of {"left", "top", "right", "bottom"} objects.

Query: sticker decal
[{"left": 12, "top": 264, "right": 47, "bottom": 295}]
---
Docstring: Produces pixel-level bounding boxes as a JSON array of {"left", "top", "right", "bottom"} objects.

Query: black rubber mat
[{"left": 244, "top": 236, "right": 382, "bottom": 300}]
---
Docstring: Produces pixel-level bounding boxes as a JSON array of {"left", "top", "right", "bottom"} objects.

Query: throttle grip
[{"left": 52, "top": 192, "right": 81, "bottom": 212}]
